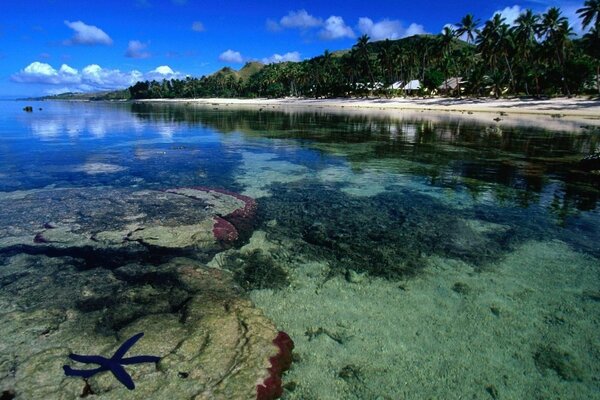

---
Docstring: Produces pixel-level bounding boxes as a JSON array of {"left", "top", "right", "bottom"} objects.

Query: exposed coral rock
[
  {"left": 0, "top": 254, "right": 292, "bottom": 400},
  {"left": 0, "top": 187, "right": 257, "bottom": 256},
  {"left": 166, "top": 187, "right": 257, "bottom": 232}
]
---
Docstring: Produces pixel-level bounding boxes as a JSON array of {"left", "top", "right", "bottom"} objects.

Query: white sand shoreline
[
  {"left": 139, "top": 96, "right": 600, "bottom": 132},
  {"left": 141, "top": 96, "right": 600, "bottom": 117}
]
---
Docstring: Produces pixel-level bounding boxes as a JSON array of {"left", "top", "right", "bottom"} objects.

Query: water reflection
[
  {"left": 128, "top": 102, "right": 599, "bottom": 219},
  {"left": 5, "top": 101, "right": 599, "bottom": 223}
]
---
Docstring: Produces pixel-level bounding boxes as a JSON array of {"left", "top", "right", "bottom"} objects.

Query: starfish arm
[
  {"left": 63, "top": 365, "right": 106, "bottom": 379},
  {"left": 112, "top": 332, "right": 144, "bottom": 360},
  {"left": 108, "top": 362, "right": 135, "bottom": 390},
  {"left": 69, "top": 353, "right": 109, "bottom": 365},
  {"left": 120, "top": 355, "right": 161, "bottom": 365}
]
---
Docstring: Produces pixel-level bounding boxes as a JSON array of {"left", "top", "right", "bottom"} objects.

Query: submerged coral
[
  {"left": 221, "top": 249, "right": 290, "bottom": 290},
  {"left": 0, "top": 187, "right": 257, "bottom": 264},
  {"left": 258, "top": 183, "right": 526, "bottom": 279},
  {"left": 0, "top": 254, "right": 293, "bottom": 399}
]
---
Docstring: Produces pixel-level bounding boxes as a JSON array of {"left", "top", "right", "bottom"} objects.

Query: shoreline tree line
[{"left": 127, "top": 4, "right": 600, "bottom": 100}]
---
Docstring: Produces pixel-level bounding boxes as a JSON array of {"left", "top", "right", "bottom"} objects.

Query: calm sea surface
[{"left": 0, "top": 100, "right": 598, "bottom": 399}]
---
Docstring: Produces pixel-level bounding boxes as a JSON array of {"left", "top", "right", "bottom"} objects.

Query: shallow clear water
[{"left": 1, "top": 100, "right": 599, "bottom": 399}]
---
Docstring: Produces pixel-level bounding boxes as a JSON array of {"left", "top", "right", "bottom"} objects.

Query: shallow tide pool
[{"left": 0, "top": 100, "right": 598, "bottom": 400}]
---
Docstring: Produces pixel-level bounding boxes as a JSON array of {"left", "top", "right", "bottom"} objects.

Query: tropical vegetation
[{"left": 123, "top": 5, "right": 598, "bottom": 99}]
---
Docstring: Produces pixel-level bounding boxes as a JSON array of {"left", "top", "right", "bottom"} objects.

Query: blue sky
[{"left": 0, "top": 0, "right": 587, "bottom": 97}]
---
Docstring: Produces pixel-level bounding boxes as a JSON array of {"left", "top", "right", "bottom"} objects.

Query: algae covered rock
[
  {"left": 0, "top": 254, "right": 293, "bottom": 400},
  {"left": 0, "top": 186, "right": 257, "bottom": 258},
  {"left": 0, "top": 185, "right": 294, "bottom": 399}
]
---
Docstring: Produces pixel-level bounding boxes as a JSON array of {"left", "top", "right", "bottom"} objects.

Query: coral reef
[
  {"left": 256, "top": 331, "right": 294, "bottom": 400},
  {"left": 0, "top": 254, "right": 292, "bottom": 399},
  {"left": 0, "top": 187, "right": 258, "bottom": 262}
]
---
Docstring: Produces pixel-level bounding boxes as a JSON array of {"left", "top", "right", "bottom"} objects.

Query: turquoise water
[{"left": 0, "top": 100, "right": 598, "bottom": 399}]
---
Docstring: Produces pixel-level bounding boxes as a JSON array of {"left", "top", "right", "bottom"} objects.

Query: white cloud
[
  {"left": 492, "top": 5, "right": 523, "bottom": 26},
  {"left": 358, "top": 18, "right": 426, "bottom": 40},
  {"left": 11, "top": 61, "right": 182, "bottom": 91},
  {"left": 261, "top": 51, "right": 301, "bottom": 64},
  {"left": 152, "top": 65, "right": 175, "bottom": 75},
  {"left": 81, "top": 64, "right": 143, "bottom": 88},
  {"left": 319, "top": 16, "right": 354, "bottom": 40},
  {"left": 63, "top": 20, "right": 112, "bottom": 45},
  {"left": 405, "top": 23, "right": 427, "bottom": 37},
  {"left": 59, "top": 64, "right": 78, "bottom": 76},
  {"left": 219, "top": 49, "right": 244, "bottom": 63},
  {"left": 358, "top": 18, "right": 401, "bottom": 40},
  {"left": 280, "top": 9, "right": 322, "bottom": 29},
  {"left": 11, "top": 62, "right": 79, "bottom": 84},
  {"left": 125, "top": 40, "right": 151, "bottom": 58},
  {"left": 191, "top": 21, "right": 205, "bottom": 32}
]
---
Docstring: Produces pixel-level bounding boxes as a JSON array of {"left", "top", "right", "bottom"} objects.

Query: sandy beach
[
  {"left": 140, "top": 96, "right": 600, "bottom": 133},
  {"left": 147, "top": 96, "right": 600, "bottom": 116}
]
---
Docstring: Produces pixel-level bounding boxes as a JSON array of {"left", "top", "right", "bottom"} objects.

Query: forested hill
[
  {"left": 35, "top": 9, "right": 600, "bottom": 101},
  {"left": 127, "top": 34, "right": 479, "bottom": 99},
  {"left": 128, "top": 19, "right": 600, "bottom": 99}
]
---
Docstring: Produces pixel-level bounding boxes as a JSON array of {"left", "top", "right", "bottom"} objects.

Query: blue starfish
[{"left": 63, "top": 332, "right": 161, "bottom": 390}]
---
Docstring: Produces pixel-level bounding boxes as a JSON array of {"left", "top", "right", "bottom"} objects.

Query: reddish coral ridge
[
  {"left": 197, "top": 187, "right": 257, "bottom": 221},
  {"left": 256, "top": 331, "right": 294, "bottom": 400},
  {"left": 212, "top": 217, "right": 239, "bottom": 242}
]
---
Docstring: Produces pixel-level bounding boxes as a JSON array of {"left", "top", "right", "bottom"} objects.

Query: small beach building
[
  {"left": 438, "top": 77, "right": 466, "bottom": 95},
  {"left": 403, "top": 80, "right": 421, "bottom": 93}
]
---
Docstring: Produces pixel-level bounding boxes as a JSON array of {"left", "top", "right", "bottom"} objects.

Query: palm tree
[
  {"left": 577, "top": 0, "right": 600, "bottom": 36},
  {"left": 477, "top": 14, "right": 515, "bottom": 93},
  {"left": 455, "top": 13, "right": 480, "bottom": 44},
  {"left": 513, "top": 9, "right": 540, "bottom": 95},
  {"left": 378, "top": 40, "right": 394, "bottom": 85},
  {"left": 582, "top": 28, "right": 600, "bottom": 94},
  {"left": 538, "top": 7, "right": 568, "bottom": 39},
  {"left": 353, "top": 34, "right": 376, "bottom": 95},
  {"left": 514, "top": 10, "right": 539, "bottom": 53},
  {"left": 439, "top": 26, "right": 456, "bottom": 93},
  {"left": 455, "top": 14, "right": 480, "bottom": 97},
  {"left": 539, "top": 8, "right": 574, "bottom": 95}
]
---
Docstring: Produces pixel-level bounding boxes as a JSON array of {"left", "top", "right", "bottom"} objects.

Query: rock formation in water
[{"left": 0, "top": 186, "right": 294, "bottom": 400}]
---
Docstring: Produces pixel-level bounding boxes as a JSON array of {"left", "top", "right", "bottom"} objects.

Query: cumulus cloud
[
  {"left": 11, "top": 61, "right": 181, "bottom": 91},
  {"left": 492, "top": 5, "right": 523, "bottom": 26},
  {"left": 270, "top": 10, "right": 424, "bottom": 41},
  {"left": 280, "top": 9, "right": 322, "bottom": 28},
  {"left": 319, "top": 16, "right": 354, "bottom": 40},
  {"left": 125, "top": 40, "right": 151, "bottom": 58},
  {"left": 358, "top": 18, "right": 401, "bottom": 40},
  {"left": 191, "top": 21, "right": 205, "bottom": 32},
  {"left": 358, "top": 18, "right": 426, "bottom": 40},
  {"left": 11, "top": 62, "right": 80, "bottom": 84},
  {"left": 404, "top": 23, "right": 427, "bottom": 37},
  {"left": 261, "top": 51, "right": 301, "bottom": 64},
  {"left": 63, "top": 20, "right": 112, "bottom": 45},
  {"left": 219, "top": 49, "right": 244, "bottom": 63}
]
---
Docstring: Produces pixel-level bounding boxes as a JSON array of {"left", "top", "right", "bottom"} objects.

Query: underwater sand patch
[
  {"left": 317, "top": 166, "right": 389, "bottom": 197},
  {"left": 74, "top": 162, "right": 127, "bottom": 175},
  {"left": 235, "top": 152, "right": 308, "bottom": 198},
  {"left": 250, "top": 240, "right": 600, "bottom": 400}
]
